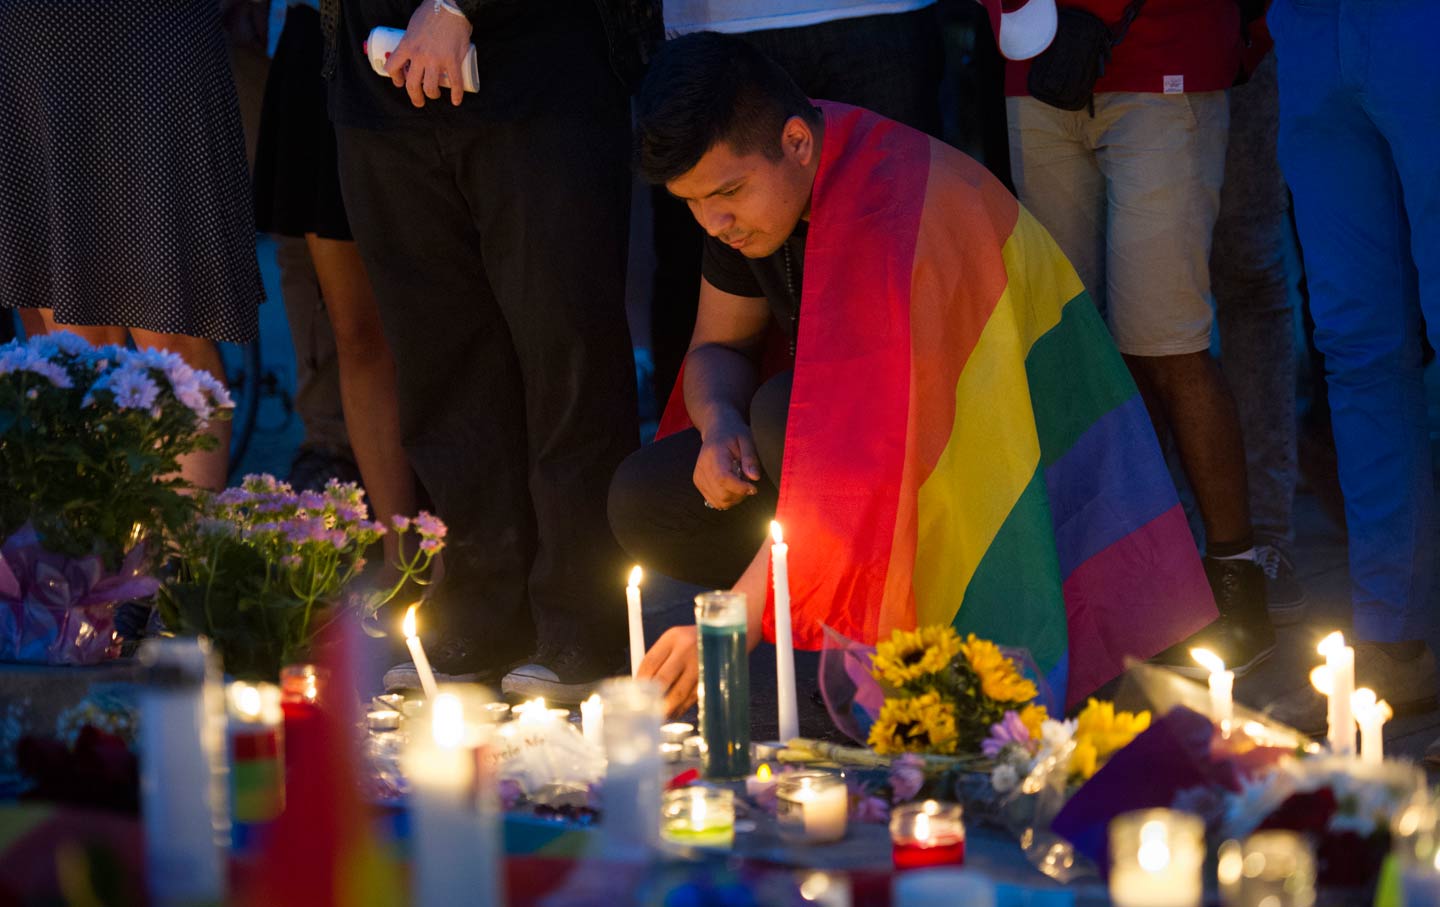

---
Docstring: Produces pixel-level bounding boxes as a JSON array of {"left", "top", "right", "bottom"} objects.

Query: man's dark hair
[{"left": 635, "top": 32, "right": 821, "bottom": 185}]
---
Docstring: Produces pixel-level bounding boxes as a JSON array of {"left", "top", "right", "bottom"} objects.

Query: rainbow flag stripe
[{"left": 771, "top": 103, "right": 1216, "bottom": 707}]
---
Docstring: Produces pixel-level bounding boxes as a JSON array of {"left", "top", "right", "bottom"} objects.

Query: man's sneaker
[
  {"left": 1255, "top": 544, "right": 1307, "bottom": 625},
  {"left": 1268, "top": 641, "right": 1438, "bottom": 736},
  {"left": 502, "top": 643, "right": 626, "bottom": 705},
  {"left": 1152, "top": 556, "right": 1276, "bottom": 678},
  {"left": 383, "top": 636, "right": 524, "bottom": 693}
]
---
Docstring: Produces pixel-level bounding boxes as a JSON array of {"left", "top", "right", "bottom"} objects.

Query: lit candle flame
[
  {"left": 692, "top": 792, "right": 707, "bottom": 830},
  {"left": 628, "top": 565, "right": 643, "bottom": 587},
  {"left": 770, "top": 520, "right": 785, "bottom": 545},
  {"left": 756, "top": 763, "right": 772, "bottom": 782},
  {"left": 914, "top": 810, "right": 931, "bottom": 842},
  {"left": 1137, "top": 819, "right": 1171, "bottom": 873},
  {"left": 1310, "top": 664, "right": 1333, "bottom": 696},
  {"left": 1317, "top": 631, "right": 1346, "bottom": 657},
  {"left": 402, "top": 603, "right": 419, "bottom": 640},
  {"left": 1352, "top": 687, "right": 1377, "bottom": 714},
  {"left": 232, "top": 683, "right": 262, "bottom": 719},
  {"left": 1189, "top": 647, "right": 1225, "bottom": 674}
]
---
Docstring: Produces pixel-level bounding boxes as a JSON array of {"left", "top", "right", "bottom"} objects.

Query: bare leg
[
  {"left": 129, "top": 328, "right": 231, "bottom": 492},
  {"left": 17, "top": 309, "right": 48, "bottom": 338},
  {"left": 305, "top": 234, "right": 415, "bottom": 556},
  {"left": 1125, "top": 351, "right": 1252, "bottom": 546},
  {"left": 35, "top": 310, "right": 128, "bottom": 346}
]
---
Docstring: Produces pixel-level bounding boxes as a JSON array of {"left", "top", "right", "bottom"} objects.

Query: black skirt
[
  {"left": 253, "top": 4, "right": 353, "bottom": 242},
  {"left": 0, "top": 0, "right": 264, "bottom": 343}
]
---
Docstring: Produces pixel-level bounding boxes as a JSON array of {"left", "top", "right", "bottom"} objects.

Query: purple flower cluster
[
  {"left": 0, "top": 344, "right": 73, "bottom": 388},
  {"left": 981, "top": 710, "right": 1037, "bottom": 759}
]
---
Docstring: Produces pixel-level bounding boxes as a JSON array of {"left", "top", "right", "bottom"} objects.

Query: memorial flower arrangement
[
  {"left": 157, "top": 474, "right": 447, "bottom": 679},
  {"left": 865, "top": 625, "right": 1047, "bottom": 756},
  {"left": 0, "top": 333, "right": 230, "bottom": 664},
  {"left": 983, "top": 698, "right": 1152, "bottom": 794}
]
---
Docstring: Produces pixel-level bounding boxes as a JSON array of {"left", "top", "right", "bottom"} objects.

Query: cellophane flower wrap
[
  {"left": 157, "top": 474, "right": 445, "bottom": 679},
  {"left": 0, "top": 332, "right": 229, "bottom": 664}
]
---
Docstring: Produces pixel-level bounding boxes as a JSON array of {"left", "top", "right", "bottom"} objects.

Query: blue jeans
[{"left": 1271, "top": 0, "right": 1440, "bottom": 641}]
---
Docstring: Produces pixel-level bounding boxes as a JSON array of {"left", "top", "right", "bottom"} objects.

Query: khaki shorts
[{"left": 1007, "top": 91, "right": 1229, "bottom": 357}]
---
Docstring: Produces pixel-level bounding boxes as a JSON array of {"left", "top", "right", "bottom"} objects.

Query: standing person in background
[
  {"left": 322, "top": 0, "right": 657, "bottom": 702},
  {"left": 0, "top": 0, "right": 266, "bottom": 490},
  {"left": 649, "top": 0, "right": 946, "bottom": 417},
  {"left": 1000, "top": 0, "right": 1277, "bottom": 675},
  {"left": 254, "top": 0, "right": 415, "bottom": 550},
  {"left": 1209, "top": 32, "right": 1306, "bottom": 626},
  {"left": 1267, "top": 0, "right": 1440, "bottom": 734}
]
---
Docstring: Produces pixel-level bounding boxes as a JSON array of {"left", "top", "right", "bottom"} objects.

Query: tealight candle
[
  {"left": 890, "top": 801, "right": 966, "bottom": 869},
  {"left": 682, "top": 734, "right": 708, "bottom": 761},
  {"left": 1317, "top": 631, "right": 1355, "bottom": 756},
  {"left": 367, "top": 709, "right": 402, "bottom": 732},
  {"left": 660, "top": 742, "right": 684, "bottom": 763},
  {"left": 661, "top": 722, "right": 695, "bottom": 745},
  {"left": 746, "top": 763, "right": 777, "bottom": 799},
  {"left": 226, "top": 682, "right": 285, "bottom": 826},
  {"left": 661, "top": 787, "right": 736, "bottom": 848},
  {"left": 482, "top": 702, "right": 511, "bottom": 722},
  {"left": 1352, "top": 688, "right": 1392, "bottom": 765},
  {"left": 1190, "top": 647, "right": 1233, "bottom": 735},
  {"left": 776, "top": 771, "right": 848, "bottom": 844},
  {"left": 1108, "top": 809, "right": 1204, "bottom": 907},
  {"left": 402, "top": 604, "right": 440, "bottom": 700}
]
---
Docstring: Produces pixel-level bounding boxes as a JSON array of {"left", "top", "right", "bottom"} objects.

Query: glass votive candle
[
  {"left": 225, "top": 682, "right": 284, "bottom": 825},
  {"left": 682, "top": 735, "right": 708, "bottom": 761},
  {"left": 1109, "top": 809, "right": 1205, "bottom": 907},
  {"left": 662, "top": 722, "right": 695, "bottom": 745},
  {"left": 776, "top": 771, "right": 848, "bottom": 845},
  {"left": 1218, "top": 831, "right": 1316, "bottom": 907},
  {"left": 600, "top": 677, "right": 664, "bottom": 854},
  {"left": 890, "top": 801, "right": 966, "bottom": 869},
  {"left": 661, "top": 787, "right": 736, "bottom": 848},
  {"left": 279, "top": 663, "right": 324, "bottom": 712}
]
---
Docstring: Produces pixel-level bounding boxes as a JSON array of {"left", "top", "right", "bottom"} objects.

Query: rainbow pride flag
[{"left": 752, "top": 103, "right": 1215, "bottom": 708}]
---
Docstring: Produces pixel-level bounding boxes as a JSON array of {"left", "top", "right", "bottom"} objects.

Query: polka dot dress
[{"left": 0, "top": 0, "right": 264, "bottom": 343}]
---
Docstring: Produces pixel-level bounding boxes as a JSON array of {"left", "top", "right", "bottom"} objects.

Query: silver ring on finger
[{"left": 703, "top": 499, "right": 722, "bottom": 511}]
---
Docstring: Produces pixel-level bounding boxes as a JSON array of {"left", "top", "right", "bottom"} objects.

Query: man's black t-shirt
[
  {"left": 328, "top": 0, "right": 607, "bottom": 129},
  {"left": 700, "top": 221, "right": 808, "bottom": 354}
]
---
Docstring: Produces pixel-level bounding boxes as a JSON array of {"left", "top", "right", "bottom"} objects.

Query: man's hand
[
  {"left": 384, "top": 2, "right": 473, "bottom": 108},
  {"left": 638, "top": 626, "right": 699, "bottom": 718},
  {"left": 694, "top": 414, "right": 762, "bottom": 510}
]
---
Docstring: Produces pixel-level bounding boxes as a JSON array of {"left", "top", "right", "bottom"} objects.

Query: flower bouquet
[
  {"left": 156, "top": 474, "right": 446, "bottom": 679},
  {"left": 0, "top": 333, "right": 229, "bottom": 664}
]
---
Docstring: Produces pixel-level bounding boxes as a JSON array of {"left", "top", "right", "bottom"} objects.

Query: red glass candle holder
[{"left": 890, "top": 800, "right": 966, "bottom": 870}]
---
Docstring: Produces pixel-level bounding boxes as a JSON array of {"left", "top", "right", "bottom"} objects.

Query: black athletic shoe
[
  {"left": 1152, "top": 557, "right": 1277, "bottom": 678},
  {"left": 1256, "top": 544, "right": 1307, "bottom": 625}
]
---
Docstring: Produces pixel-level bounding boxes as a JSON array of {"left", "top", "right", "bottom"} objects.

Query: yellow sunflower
[
  {"left": 866, "top": 691, "right": 959, "bottom": 755},
  {"left": 871, "top": 626, "right": 963, "bottom": 687},
  {"left": 1069, "top": 698, "right": 1150, "bottom": 780},
  {"left": 960, "top": 634, "right": 1038, "bottom": 703},
  {"left": 1018, "top": 703, "right": 1048, "bottom": 740}
]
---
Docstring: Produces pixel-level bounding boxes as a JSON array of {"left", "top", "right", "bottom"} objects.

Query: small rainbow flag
[{"left": 667, "top": 102, "right": 1217, "bottom": 708}]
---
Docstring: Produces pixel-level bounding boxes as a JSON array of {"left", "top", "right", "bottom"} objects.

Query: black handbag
[{"left": 1026, "top": 0, "right": 1146, "bottom": 112}]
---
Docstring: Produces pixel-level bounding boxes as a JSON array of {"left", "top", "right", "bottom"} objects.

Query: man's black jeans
[
  {"left": 609, "top": 371, "right": 793, "bottom": 589},
  {"left": 335, "top": 43, "right": 637, "bottom": 669}
]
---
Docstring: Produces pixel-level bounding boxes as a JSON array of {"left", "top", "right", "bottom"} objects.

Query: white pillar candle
[
  {"left": 1351, "top": 688, "right": 1392, "bottom": 765},
  {"left": 770, "top": 521, "right": 799, "bottom": 744},
  {"left": 776, "top": 771, "right": 848, "bottom": 844},
  {"left": 1189, "top": 648, "right": 1233, "bottom": 734},
  {"left": 627, "top": 566, "right": 646, "bottom": 677},
  {"left": 403, "top": 604, "right": 440, "bottom": 701},
  {"left": 600, "top": 677, "right": 664, "bottom": 856},
  {"left": 405, "top": 687, "right": 503, "bottom": 907},
  {"left": 138, "top": 638, "right": 226, "bottom": 907},
  {"left": 1317, "top": 632, "right": 1355, "bottom": 756},
  {"left": 581, "top": 694, "right": 604, "bottom": 748}
]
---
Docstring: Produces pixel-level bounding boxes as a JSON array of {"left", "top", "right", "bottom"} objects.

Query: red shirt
[{"left": 1005, "top": 0, "right": 1242, "bottom": 96}]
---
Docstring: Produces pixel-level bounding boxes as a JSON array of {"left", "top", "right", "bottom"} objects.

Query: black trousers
[
  {"left": 335, "top": 29, "right": 637, "bottom": 664},
  {"left": 649, "top": 7, "right": 946, "bottom": 412},
  {"left": 609, "top": 372, "right": 792, "bottom": 589}
]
